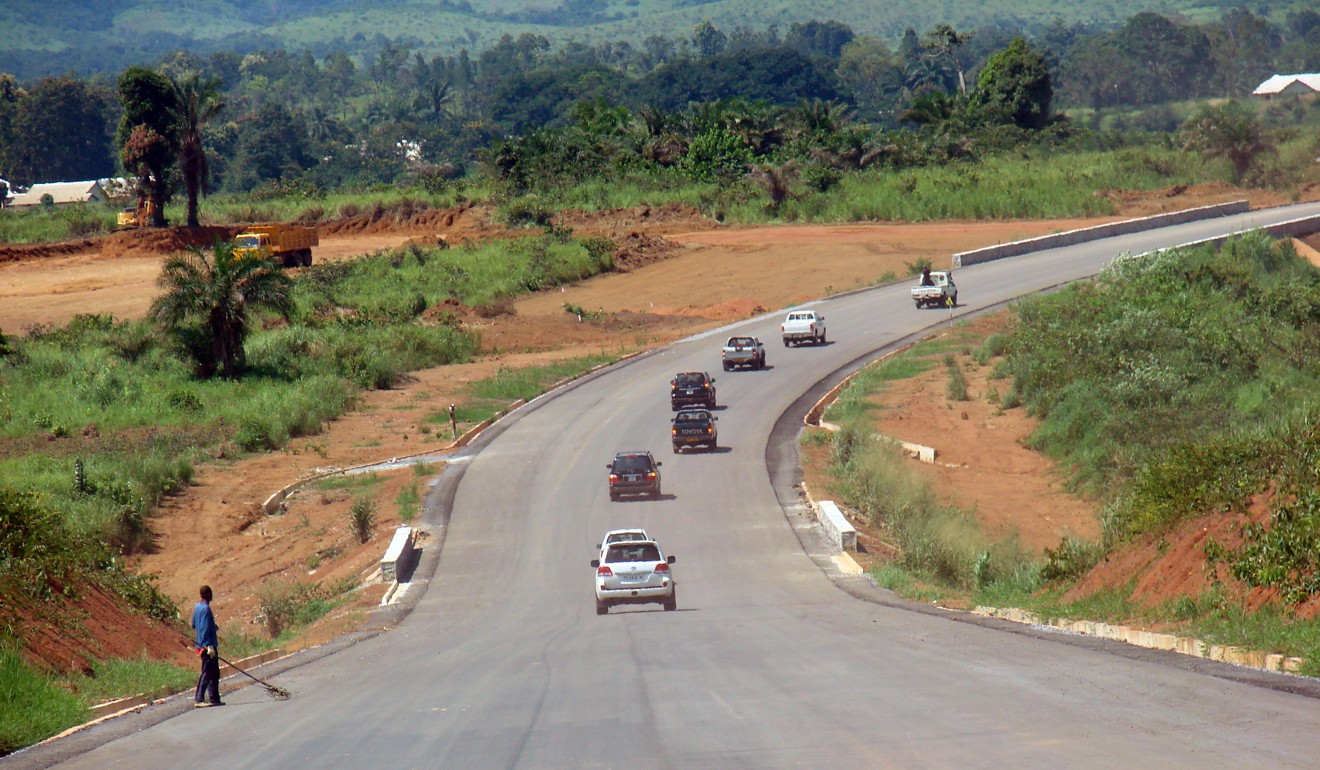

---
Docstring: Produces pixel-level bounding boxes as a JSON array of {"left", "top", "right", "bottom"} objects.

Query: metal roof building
[
  {"left": 1252, "top": 73, "right": 1320, "bottom": 96},
  {"left": 7, "top": 180, "right": 109, "bottom": 207}
]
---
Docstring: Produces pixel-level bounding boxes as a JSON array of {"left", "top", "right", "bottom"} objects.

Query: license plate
[
  {"left": 625, "top": 474, "right": 641, "bottom": 482},
  {"left": 619, "top": 571, "right": 649, "bottom": 583}
]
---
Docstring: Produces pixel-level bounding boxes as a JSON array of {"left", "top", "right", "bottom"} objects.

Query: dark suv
[
  {"left": 670, "top": 371, "right": 716, "bottom": 410},
  {"left": 671, "top": 408, "right": 718, "bottom": 453},
  {"left": 606, "top": 451, "right": 662, "bottom": 500}
]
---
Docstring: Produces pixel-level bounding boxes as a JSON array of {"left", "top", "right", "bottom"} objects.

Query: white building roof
[
  {"left": 1252, "top": 73, "right": 1320, "bottom": 95},
  {"left": 8, "top": 180, "right": 107, "bottom": 207}
]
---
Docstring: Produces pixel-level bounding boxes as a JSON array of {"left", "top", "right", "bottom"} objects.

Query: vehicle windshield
[
  {"left": 605, "top": 531, "right": 646, "bottom": 545},
  {"left": 674, "top": 373, "right": 705, "bottom": 387},
  {"left": 729, "top": 337, "right": 753, "bottom": 346},
  {"left": 613, "top": 455, "right": 652, "bottom": 472},
  {"left": 235, "top": 235, "right": 260, "bottom": 248},
  {"left": 606, "top": 543, "right": 661, "bottom": 563},
  {"left": 675, "top": 411, "right": 707, "bottom": 422}
]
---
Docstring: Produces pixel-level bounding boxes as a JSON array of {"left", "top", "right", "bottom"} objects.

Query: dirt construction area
[{"left": 5, "top": 183, "right": 1319, "bottom": 672}]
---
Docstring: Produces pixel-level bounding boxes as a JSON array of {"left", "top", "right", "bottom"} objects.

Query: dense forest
[
  {"left": 5, "top": 0, "right": 1317, "bottom": 82},
  {"left": 0, "top": 9, "right": 1317, "bottom": 200}
]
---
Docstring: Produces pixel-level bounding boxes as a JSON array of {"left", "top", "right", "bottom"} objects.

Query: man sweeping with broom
[{"left": 192, "top": 585, "right": 223, "bottom": 708}]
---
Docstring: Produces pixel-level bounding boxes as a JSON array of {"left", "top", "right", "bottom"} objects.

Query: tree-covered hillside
[{"left": 2, "top": 0, "right": 1318, "bottom": 79}]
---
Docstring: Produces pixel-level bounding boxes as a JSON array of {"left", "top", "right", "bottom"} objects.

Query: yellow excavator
[{"left": 116, "top": 198, "right": 156, "bottom": 229}]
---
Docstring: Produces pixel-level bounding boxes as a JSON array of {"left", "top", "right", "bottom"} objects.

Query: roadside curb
[{"left": 972, "top": 606, "right": 1306, "bottom": 675}]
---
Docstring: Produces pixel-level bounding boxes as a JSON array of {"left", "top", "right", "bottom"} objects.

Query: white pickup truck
[
  {"left": 781, "top": 310, "right": 826, "bottom": 346},
  {"left": 911, "top": 270, "right": 958, "bottom": 308},
  {"left": 721, "top": 336, "right": 766, "bottom": 370}
]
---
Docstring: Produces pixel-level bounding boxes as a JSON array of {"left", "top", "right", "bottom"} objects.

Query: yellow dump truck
[{"left": 233, "top": 224, "right": 318, "bottom": 267}]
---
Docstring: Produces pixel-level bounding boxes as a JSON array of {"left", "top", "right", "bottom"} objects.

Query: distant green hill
[{"left": 1, "top": 0, "right": 1311, "bottom": 79}]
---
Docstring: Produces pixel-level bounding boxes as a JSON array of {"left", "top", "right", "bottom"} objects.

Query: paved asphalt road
[{"left": 17, "top": 202, "right": 1320, "bottom": 769}]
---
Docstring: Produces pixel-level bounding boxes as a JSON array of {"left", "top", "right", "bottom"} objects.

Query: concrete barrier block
[
  {"left": 1284, "top": 657, "right": 1304, "bottom": 674},
  {"left": 816, "top": 501, "right": 857, "bottom": 552},
  {"left": 380, "top": 526, "right": 415, "bottom": 584},
  {"left": 1265, "top": 653, "right": 1285, "bottom": 672},
  {"left": 1148, "top": 633, "right": 1178, "bottom": 651},
  {"left": 900, "top": 441, "right": 936, "bottom": 463}
]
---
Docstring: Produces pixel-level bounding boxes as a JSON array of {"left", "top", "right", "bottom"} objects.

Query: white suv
[{"left": 590, "top": 539, "right": 676, "bottom": 615}]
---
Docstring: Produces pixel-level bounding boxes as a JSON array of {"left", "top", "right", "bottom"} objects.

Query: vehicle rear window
[
  {"left": 729, "top": 337, "right": 753, "bottom": 346},
  {"left": 676, "top": 412, "right": 705, "bottom": 422},
  {"left": 675, "top": 373, "right": 704, "bottom": 386},
  {"left": 606, "top": 543, "right": 661, "bottom": 562},
  {"left": 613, "top": 455, "right": 652, "bottom": 471}
]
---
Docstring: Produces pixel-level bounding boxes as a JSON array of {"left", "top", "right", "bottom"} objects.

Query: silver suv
[{"left": 591, "top": 539, "right": 676, "bottom": 615}]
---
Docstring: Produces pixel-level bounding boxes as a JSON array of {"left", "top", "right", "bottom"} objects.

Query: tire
[
  {"left": 609, "top": 490, "right": 619, "bottom": 501},
  {"left": 722, "top": 361, "right": 731, "bottom": 371},
  {"left": 758, "top": 356, "right": 765, "bottom": 369},
  {"left": 650, "top": 486, "right": 661, "bottom": 498},
  {"left": 672, "top": 444, "right": 681, "bottom": 454},
  {"left": 818, "top": 332, "right": 826, "bottom": 344},
  {"left": 596, "top": 599, "right": 608, "bottom": 615},
  {"left": 663, "top": 590, "right": 677, "bottom": 612},
  {"left": 782, "top": 338, "right": 790, "bottom": 347}
]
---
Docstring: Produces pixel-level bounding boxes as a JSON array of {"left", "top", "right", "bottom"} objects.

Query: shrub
[{"left": 349, "top": 494, "right": 376, "bottom": 543}]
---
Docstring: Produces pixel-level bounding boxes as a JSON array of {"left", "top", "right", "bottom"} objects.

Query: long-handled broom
[{"left": 182, "top": 639, "right": 292, "bottom": 700}]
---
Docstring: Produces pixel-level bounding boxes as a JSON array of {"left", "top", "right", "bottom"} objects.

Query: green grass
[
  {"left": 429, "top": 353, "right": 618, "bottom": 428},
  {"left": 395, "top": 483, "right": 420, "bottom": 522},
  {"left": 59, "top": 658, "right": 196, "bottom": 706},
  {"left": 314, "top": 472, "right": 383, "bottom": 492},
  {"left": 0, "top": 202, "right": 119, "bottom": 243},
  {"left": 0, "top": 649, "right": 88, "bottom": 755}
]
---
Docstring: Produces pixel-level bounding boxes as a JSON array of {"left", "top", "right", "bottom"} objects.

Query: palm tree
[
  {"left": 150, "top": 241, "right": 293, "bottom": 379},
  {"left": 1180, "top": 102, "right": 1273, "bottom": 183},
  {"left": 172, "top": 74, "right": 225, "bottom": 228}
]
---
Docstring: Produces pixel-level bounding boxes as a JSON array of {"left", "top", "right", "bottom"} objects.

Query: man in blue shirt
[{"left": 192, "top": 585, "right": 222, "bottom": 707}]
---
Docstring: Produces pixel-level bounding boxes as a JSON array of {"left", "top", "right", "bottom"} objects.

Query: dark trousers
[{"left": 195, "top": 652, "right": 221, "bottom": 704}]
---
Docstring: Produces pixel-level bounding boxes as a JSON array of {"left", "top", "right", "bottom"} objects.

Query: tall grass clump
[
  {"left": 828, "top": 417, "right": 1029, "bottom": 589},
  {"left": 944, "top": 354, "right": 970, "bottom": 401},
  {"left": 292, "top": 234, "right": 614, "bottom": 316},
  {"left": 349, "top": 495, "right": 376, "bottom": 544}
]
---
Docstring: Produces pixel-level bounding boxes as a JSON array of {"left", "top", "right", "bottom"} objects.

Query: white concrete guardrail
[
  {"left": 953, "top": 199, "right": 1250, "bottom": 268},
  {"left": 1158, "top": 212, "right": 1320, "bottom": 253},
  {"left": 380, "top": 526, "right": 415, "bottom": 584},
  {"left": 815, "top": 501, "right": 857, "bottom": 552}
]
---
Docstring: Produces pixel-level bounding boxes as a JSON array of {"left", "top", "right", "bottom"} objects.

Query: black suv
[
  {"left": 671, "top": 408, "right": 718, "bottom": 453},
  {"left": 606, "top": 451, "right": 662, "bottom": 500},
  {"left": 670, "top": 371, "right": 716, "bottom": 410}
]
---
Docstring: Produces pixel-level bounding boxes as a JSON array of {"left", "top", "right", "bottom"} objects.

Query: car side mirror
[
  {"left": 656, "top": 461, "right": 662, "bottom": 467},
  {"left": 710, "top": 377, "right": 716, "bottom": 383},
  {"left": 590, "top": 559, "right": 600, "bottom": 568},
  {"left": 667, "top": 556, "right": 676, "bottom": 564}
]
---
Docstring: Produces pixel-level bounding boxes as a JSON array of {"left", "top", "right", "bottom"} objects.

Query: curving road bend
[{"left": 22, "top": 201, "right": 1320, "bottom": 769}]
